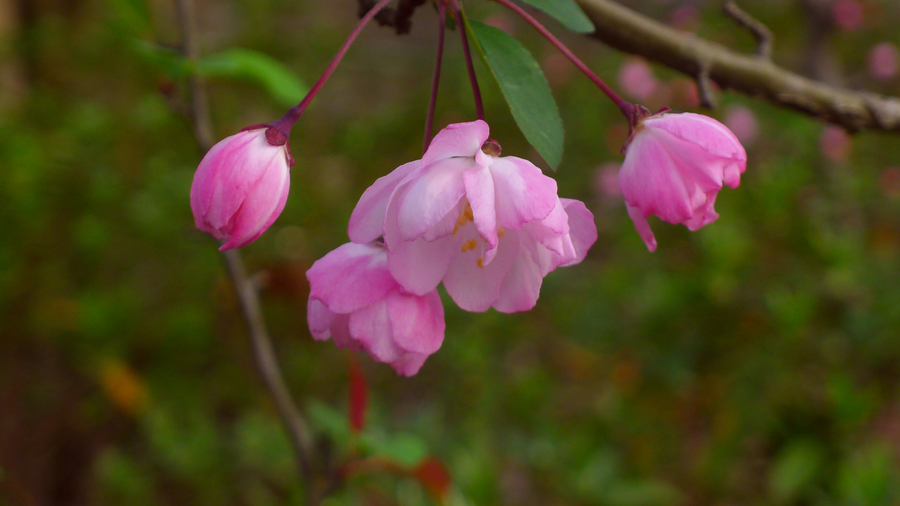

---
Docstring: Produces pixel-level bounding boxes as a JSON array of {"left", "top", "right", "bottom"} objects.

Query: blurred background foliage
[{"left": 3, "top": 0, "right": 900, "bottom": 504}]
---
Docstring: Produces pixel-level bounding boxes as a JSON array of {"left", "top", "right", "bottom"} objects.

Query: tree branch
[
  {"left": 722, "top": 1, "right": 774, "bottom": 60},
  {"left": 576, "top": 0, "right": 900, "bottom": 132},
  {"left": 174, "top": 0, "right": 319, "bottom": 502}
]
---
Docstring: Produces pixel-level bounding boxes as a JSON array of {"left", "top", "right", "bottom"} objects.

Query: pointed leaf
[
  {"left": 467, "top": 19, "right": 564, "bottom": 170},
  {"left": 518, "top": 0, "right": 594, "bottom": 33},
  {"left": 196, "top": 48, "right": 308, "bottom": 107}
]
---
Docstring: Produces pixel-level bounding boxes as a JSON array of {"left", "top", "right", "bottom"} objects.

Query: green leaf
[
  {"left": 466, "top": 19, "right": 564, "bottom": 170},
  {"left": 518, "top": 0, "right": 594, "bottom": 33},
  {"left": 196, "top": 48, "right": 308, "bottom": 107},
  {"left": 768, "top": 439, "right": 824, "bottom": 502},
  {"left": 131, "top": 41, "right": 190, "bottom": 78}
]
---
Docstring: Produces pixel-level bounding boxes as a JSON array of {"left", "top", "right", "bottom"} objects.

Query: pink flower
[
  {"left": 618, "top": 112, "right": 747, "bottom": 252},
  {"left": 869, "top": 42, "right": 899, "bottom": 80},
  {"left": 190, "top": 128, "right": 291, "bottom": 250},
  {"left": 833, "top": 0, "right": 864, "bottom": 31},
  {"left": 723, "top": 105, "right": 758, "bottom": 145},
  {"left": 618, "top": 58, "right": 658, "bottom": 101},
  {"left": 348, "top": 120, "right": 597, "bottom": 313},
  {"left": 306, "top": 242, "right": 444, "bottom": 376}
]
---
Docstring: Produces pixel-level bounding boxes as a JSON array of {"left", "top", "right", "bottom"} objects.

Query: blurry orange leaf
[{"left": 100, "top": 358, "right": 149, "bottom": 416}]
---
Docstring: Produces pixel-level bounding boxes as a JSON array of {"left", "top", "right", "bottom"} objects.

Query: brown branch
[
  {"left": 173, "top": 0, "right": 319, "bottom": 502},
  {"left": 575, "top": 0, "right": 900, "bottom": 132},
  {"left": 722, "top": 1, "right": 774, "bottom": 60}
]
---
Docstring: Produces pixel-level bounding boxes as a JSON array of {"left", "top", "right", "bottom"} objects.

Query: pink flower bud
[
  {"left": 190, "top": 128, "right": 291, "bottom": 250},
  {"left": 618, "top": 112, "right": 747, "bottom": 252}
]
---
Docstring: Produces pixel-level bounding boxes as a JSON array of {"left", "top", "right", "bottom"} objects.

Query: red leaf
[
  {"left": 413, "top": 456, "right": 452, "bottom": 502},
  {"left": 347, "top": 353, "right": 368, "bottom": 432}
]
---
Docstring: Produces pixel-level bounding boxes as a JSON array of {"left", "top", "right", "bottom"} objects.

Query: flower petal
[
  {"left": 488, "top": 156, "right": 559, "bottom": 230},
  {"left": 306, "top": 242, "right": 396, "bottom": 313},
  {"left": 349, "top": 299, "right": 403, "bottom": 363},
  {"left": 645, "top": 113, "right": 746, "bottom": 163},
  {"left": 559, "top": 199, "right": 598, "bottom": 266},
  {"left": 387, "top": 233, "right": 461, "bottom": 295},
  {"left": 442, "top": 231, "right": 520, "bottom": 312},
  {"left": 619, "top": 132, "right": 695, "bottom": 224},
  {"left": 421, "top": 120, "right": 490, "bottom": 167},
  {"left": 493, "top": 236, "right": 544, "bottom": 313},
  {"left": 462, "top": 164, "right": 498, "bottom": 263},
  {"left": 396, "top": 157, "right": 473, "bottom": 241},
  {"left": 626, "top": 203, "right": 657, "bottom": 252},
  {"left": 386, "top": 290, "right": 445, "bottom": 355},
  {"left": 348, "top": 160, "right": 420, "bottom": 244},
  {"left": 307, "top": 298, "right": 335, "bottom": 340},
  {"left": 220, "top": 150, "right": 291, "bottom": 250},
  {"left": 389, "top": 353, "right": 428, "bottom": 377}
]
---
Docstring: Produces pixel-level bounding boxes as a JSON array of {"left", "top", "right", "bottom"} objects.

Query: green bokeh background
[{"left": 3, "top": 0, "right": 900, "bottom": 504}]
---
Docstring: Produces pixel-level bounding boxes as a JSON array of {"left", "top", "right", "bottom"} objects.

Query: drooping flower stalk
[
  {"left": 489, "top": 0, "right": 634, "bottom": 121},
  {"left": 450, "top": 0, "right": 485, "bottom": 121},
  {"left": 424, "top": 2, "right": 448, "bottom": 153},
  {"left": 269, "top": 0, "right": 398, "bottom": 137}
]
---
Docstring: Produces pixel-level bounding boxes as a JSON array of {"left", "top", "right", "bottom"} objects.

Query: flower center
[{"left": 452, "top": 198, "right": 504, "bottom": 269}]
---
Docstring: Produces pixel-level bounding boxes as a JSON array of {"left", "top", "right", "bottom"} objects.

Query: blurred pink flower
[
  {"left": 833, "top": 0, "right": 864, "bottom": 31},
  {"left": 483, "top": 13, "right": 516, "bottom": 35},
  {"left": 593, "top": 162, "right": 622, "bottom": 198},
  {"left": 349, "top": 120, "right": 597, "bottom": 313},
  {"left": 618, "top": 112, "right": 747, "bottom": 252},
  {"left": 190, "top": 128, "right": 291, "bottom": 250},
  {"left": 306, "top": 241, "right": 444, "bottom": 376},
  {"left": 880, "top": 168, "right": 900, "bottom": 199},
  {"left": 668, "top": 6, "right": 700, "bottom": 32},
  {"left": 869, "top": 42, "right": 899, "bottom": 80},
  {"left": 820, "top": 125, "right": 852, "bottom": 162},
  {"left": 618, "top": 58, "right": 659, "bottom": 100},
  {"left": 723, "top": 105, "right": 758, "bottom": 144}
]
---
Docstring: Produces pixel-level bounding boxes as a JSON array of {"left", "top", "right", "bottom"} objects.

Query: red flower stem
[
  {"left": 490, "top": 0, "right": 634, "bottom": 120},
  {"left": 272, "top": 0, "right": 398, "bottom": 135},
  {"left": 424, "top": 2, "right": 447, "bottom": 153},
  {"left": 450, "top": 1, "right": 485, "bottom": 121}
]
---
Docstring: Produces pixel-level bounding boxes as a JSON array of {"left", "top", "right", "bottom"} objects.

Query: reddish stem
[
  {"left": 490, "top": 0, "right": 634, "bottom": 120},
  {"left": 271, "top": 0, "right": 398, "bottom": 136},
  {"left": 424, "top": 2, "right": 447, "bottom": 153},
  {"left": 450, "top": 1, "right": 485, "bottom": 121}
]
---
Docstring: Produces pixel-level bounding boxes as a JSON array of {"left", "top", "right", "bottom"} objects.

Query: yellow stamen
[
  {"left": 464, "top": 204, "right": 474, "bottom": 222},
  {"left": 457, "top": 213, "right": 467, "bottom": 226},
  {"left": 497, "top": 227, "right": 505, "bottom": 237},
  {"left": 452, "top": 223, "right": 459, "bottom": 235},
  {"left": 477, "top": 257, "right": 484, "bottom": 268}
]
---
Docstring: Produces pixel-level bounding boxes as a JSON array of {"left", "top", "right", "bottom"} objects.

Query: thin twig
[
  {"left": 490, "top": 0, "right": 633, "bottom": 119},
  {"left": 173, "top": 0, "right": 318, "bottom": 502},
  {"left": 424, "top": 2, "right": 446, "bottom": 153},
  {"left": 722, "top": 1, "right": 774, "bottom": 59},
  {"left": 576, "top": 0, "right": 900, "bottom": 132},
  {"left": 450, "top": 1, "right": 484, "bottom": 121},
  {"left": 696, "top": 64, "right": 716, "bottom": 108}
]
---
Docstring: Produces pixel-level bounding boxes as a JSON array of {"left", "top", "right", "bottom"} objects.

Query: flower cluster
[
  {"left": 307, "top": 120, "right": 597, "bottom": 375},
  {"left": 187, "top": 0, "right": 749, "bottom": 377}
]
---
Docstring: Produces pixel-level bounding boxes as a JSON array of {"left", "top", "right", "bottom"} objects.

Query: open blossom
[
  {"left": 307, "top": 242, "right": 444, "bottom": 376},
  {"left": 348, "top": 120, "right": 597, "bottom": 313},
  {"left": 618, "top": 112, "right": 746, "bottom": 252},
  {"left": 190, "top": 127, "right": 291, "bottom": 250}
]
